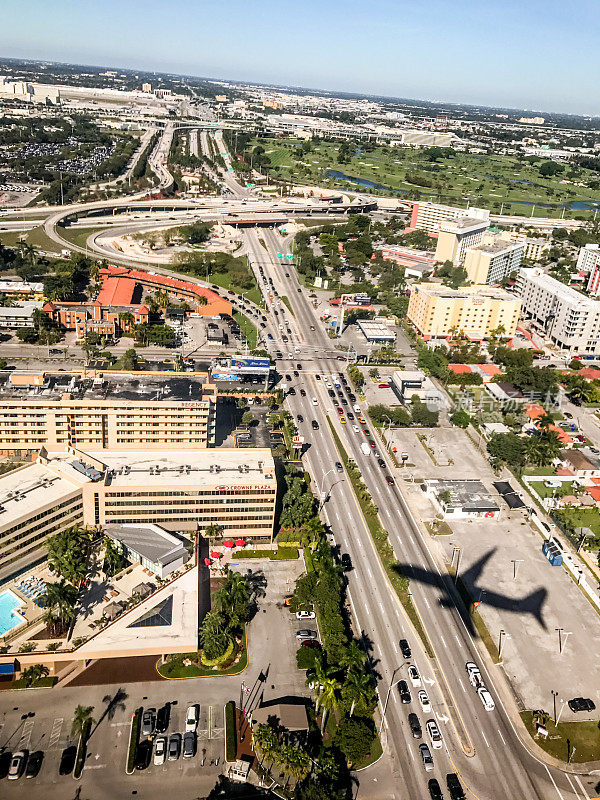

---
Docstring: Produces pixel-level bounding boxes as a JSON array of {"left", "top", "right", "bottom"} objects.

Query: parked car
[
  {"left": 300, "top": 639, "right": 321, "bottom": 649},
  {"left": 296, "top": 629, "right": 317, "bottom": 641},
  {"left": 408, "top": 665, "right": 422, "bottom": 687},
  {"left": 25, "top": 750, "right": 43, "bottom": 779},
  {"left": 135, "top": 741, "right": 152, "bottom": 770},
  {"left": 183, "top": 731, "right": 196, "bottom": 759},
  {"left": 186, "top": 705, "right": 199, "bottom": 733},
  {"left": 568, "top": 697, "right": 596, "bottom": 712},
  {"left": 419, "top": 743, "right": 434, "bottom": 772},
  {"left": 59, "top": 746, "right": 77, "bottom": 776},
  {"left": 296, "top": 610, "right": 316, "bottom": 620},
  {"left": 0, "top": 750, "right": 11, "bottom": 779},
  {"left": 168, "top": 733, "right": 181, "bottom": 761},
  {"left": 154, "top": 737, "right": 167, "bottom": 765},
  {"left": 8, "top": 751, "right": 27, "bottom": 781},
  {"left": 141, "top": 707, "right": 156, "bottom": 737},
  {"left": 408, "top": 713, "right": 422, "bottom": 739},
  {"left": 399, "top": 639, "right": 412, "bottom": 659}
]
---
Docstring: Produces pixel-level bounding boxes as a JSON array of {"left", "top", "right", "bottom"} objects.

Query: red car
[
  {"left": 378, "top": 383, "right": 390, "bottom": 389},
  {"left": 301, "top": 639, "right": 322, "bottom": 648},
  {"left": 370, "top": 440, "right": 376, "bottom": 447},
  {"left": 386, "top": 475, "right": 395, "bottom": 485},
  {"left": 300, "top": 389, "right": 306, "bottom": 397},
  {"left": 337, "top": 407, "right": 343, "bottom": 415},
  {"left": 363, "top": 429, "right": 370, "bottom": 436}
]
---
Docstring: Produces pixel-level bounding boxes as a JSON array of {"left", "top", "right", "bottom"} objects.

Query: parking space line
[
  {"left": 575, "top": 775, "right": 591, "bottom": 800},
  {"left": 49, "top": 717, "right": 63, "bottom": 749},
  {"left": 19, "top": 719, "right": 34, "bottom": 750},
  {"left": 208, "top": 706, "right": 213, "bottom": 739}
]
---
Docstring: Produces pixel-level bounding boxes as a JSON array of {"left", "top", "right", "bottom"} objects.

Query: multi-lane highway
[{"left": 242, "top": 224, "right": 597, "bottom": 800}]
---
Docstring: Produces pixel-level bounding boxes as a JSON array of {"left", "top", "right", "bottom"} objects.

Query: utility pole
[
  {"left": 555, "top": 627, "right": 572, "bottom": 655},
  {"left": 511, "top": 559, "right": 524, "bottom": 580},
  {"left": 497, "top": 629, "right": 510, "bottom": 661},
  {"left": 551, "top": 689, "right": 559, "bottom": 725},
  {"left": 378, "top": 666, "right": 403, "bottom": 737},
  {"left": 452, "top": 548, "right": 462, "bottom": 584}
]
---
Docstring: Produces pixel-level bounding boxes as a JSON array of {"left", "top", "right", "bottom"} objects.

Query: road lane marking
[
  {"left": 497, "top": 728, "right": 506, "bottom": 745},
  {"left": 440, "top": 635, "right": 447, "bottom": 648},
  {"left": 575, "top": 775, "right": 591, "bottom": 799},
  {"left": 544, "top": 764, "right": 567, "bottom": 800},
  {"left": 566, "top": 774, "right": 583, "bottom": 799},
  {"left": 481, "top": 730, "right": 490, "bottom": 747}
]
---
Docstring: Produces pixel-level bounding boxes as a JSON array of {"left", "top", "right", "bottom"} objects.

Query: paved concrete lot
[
  {"left": 402, "top": 474, "right": 600, "bottom": 718},
  {"left": 386, "top": 427, "right": 490, "bottom": 479}
]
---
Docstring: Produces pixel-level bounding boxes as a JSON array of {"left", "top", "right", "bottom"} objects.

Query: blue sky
[{"left": 3, "top": 0, "right": 599, "bottom": 115}]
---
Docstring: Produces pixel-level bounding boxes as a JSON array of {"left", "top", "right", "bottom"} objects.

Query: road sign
[
  {"left": 276, "top": 253, "right": 284, "bottom": 259},
  {"left": 292, "top": 435, "right": 304, "bottom": 447},
  {"left": 401, "top": 452, "right": 409, "bottom": 461},
  {"left": 286, "top": 254, "right": 293, "bottom": 260}
]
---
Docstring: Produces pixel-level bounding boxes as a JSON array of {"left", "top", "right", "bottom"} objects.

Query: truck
[{"left": 360, "top": 442, "right": 371, "bottom": 456}]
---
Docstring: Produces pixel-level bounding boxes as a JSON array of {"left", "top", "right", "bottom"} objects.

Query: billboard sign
[
  {"left": 211, "top": 371, "right": 240, "bottom": 381},
  {"left": 231, "top": 357, "right": 271, "bottom": 369}
]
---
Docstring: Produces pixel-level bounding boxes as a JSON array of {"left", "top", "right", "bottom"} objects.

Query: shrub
[
  {"left": 333, "top": 715, "right": 376, "bottom": 766},
  {"left": 296, "top": 645, "right": 320, "bottom": 670},
  {"left": 225, "top": 700, "right": 236, "bottom": 762},
  {"left": 200, "top": 638, "right": 234, "bottom": 666},
  {"left": 127, "top": 708, "right": 142, "bottom": 773}
]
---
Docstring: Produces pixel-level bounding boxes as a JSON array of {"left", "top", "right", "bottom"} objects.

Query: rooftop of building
[
  {"left": 426, "top": 478, "right": 499, "bottom": 512},
  {"left": 411, "top": 283, "right": 518, "bottom": 301},
  {"left": 86, "top": 448, "right": 276, "bottom": 489},
  {"left": 105, "top": 523, "right": 188, "bottom": 566},
  {"left": 440, "top": 216, "right": 489, "bottom": 233},
  {"left": 517, "top": 268, "right": 600, "bottom": 307},
  {"left": 0, "top": 280, "right": 43, "bottom": 293},
  {"left": 0, "top": 301, "right": 42, "bottom": 317},
  {"left": 0, "top": 372, "right": 214, "bottom": 403},
  {"left": 469, "top": 239, "right": 523, "bottom": 255}
]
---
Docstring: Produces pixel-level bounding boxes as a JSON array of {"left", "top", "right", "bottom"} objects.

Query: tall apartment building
[
  {"left": 407, "top": 283, "right": 521, "bottom": 342},
  {"left": 407, "top": 202, "right": 489, "bottom": 234},
  {"left": 498, "top": 231, "right": 550, "bottom": 262},
  {"left": 579, "top": 244, "right": 600, "bottom": 274},
  {"left": 463, "top": 240, "right": 524, "bottom": 285},
  {"left": 0, "top": 374, "right": 217, "bottom": 456},
  {"left": 434, "top": 217, "right": 489, "bottom": 265},
  {"left": 0, "top": 448, "right": 277, "bottom": 583},
  {"left": 516, "top": 268, "right": 600, "bottom": 355}
]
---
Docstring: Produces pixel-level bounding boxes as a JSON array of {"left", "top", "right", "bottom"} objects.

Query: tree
[
  {"left": 71, "top": 704, "right": 95, "bottom": 740},
  {"left": 16, "top": 327, "right": 38, "bottom": 344},
  {"left": 213, "top": 569, "right": 249, "bottom": 631},
  {"left": 333, "top": 715, "right": 376, "bottom": 766},
  {"left": 487, "top": 432, "right": 527, "bottom": 473},
  {"left": 241, "top": 410, "right": 254, "bottom": 426},
  {"left": 450, "top": 410, "right": 471, "bottom": 428},
  {"left": 20, "top": 663, "right": 49, "bottom": 687},
  {"left": 253, "top": 723, "right": 281, "bottom": 771},
  {"left": 121, "top": 348, "right": 139, "bottom": 371},
  {"left": 318, "top": 675, "right": 341, "bottom": 733},
  {"left": 46, "top": 527, "right": 89, "bottom": 584},
  {"left": 342, "top": 668, "right": 374, "bottom": 717},
  {"left": 199, "top": 611, "right": 230, "bottom": 660},
  {"left": 103, "top": 537, "right": 128, "bottom": 577},
  {"left": 42, "top": 579, "right": 78, "bottom": 634},
  {"left": 204, "top": 522, "right": 224, "bottom": 538}
]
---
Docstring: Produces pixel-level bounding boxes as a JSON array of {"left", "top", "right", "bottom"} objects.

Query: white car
[
  {"left": 312, "top": 397, "right": 318, "bottom": 406},
  {"left": 353, "top": 405, "right": 361, "bottom": 413},
  {"left": 466, "top": 661, "right": 482, "bottom": 688},
  {"left": 352, "top": 425, "right": 360, "bottom": 433},
  {"left": 154, "top": 736, "right": 167, "bottom": 765},
  {"left": 478, "top": 687, "right": 495, "bottom": 711},
  {"left": 408, "top": 665, "right": 422, "bottom": 687},
  {"left": 418, "top": 690, "right": 431, "bottom": 713},
  {"left": 185, "top": 704, "right": 198, "bottom": 733},
  {"left": 296, "top": 610, "right": 316, "bottom": 620},
  {"left": 426, "top": 719, "right": 443, "bottom": 749}
]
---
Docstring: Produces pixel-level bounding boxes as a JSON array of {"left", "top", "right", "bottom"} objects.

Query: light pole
[
  {"left": 497, "top": 629, "right": 510, "bottom": 661},
  {"left": 556, "top": 697, "right": 567, "bottom": 725},
  {"left": 318, "top": 468, "right": 335, "bottom": 510},
  {"left": 451, "top": 547, "right": 462, "bottom": 584},
  {"left": 555, "top": 628, "right": 572, "bottom": 655},
  {"left": 551, "top": 689, "right": 559, "bottom": 725},
  {"left": 378, "top": 665, "right": 403, "bottom": 737},
  {"left": 511, "top": 559, "right": 524, "bottom": 580}
]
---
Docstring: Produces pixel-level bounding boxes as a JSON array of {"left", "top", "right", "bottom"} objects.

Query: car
[
  {"left": 446, "top": 772, "right": 466, "bottom": 800},
  {"left": 297, "top": 364, "right": 302, "bottom": 370},
  {"left": 408, "top": 665, "right": 421, "bottom": 687},
  {"left": 312, "top": 397, "right": 318, "bottom": 406},
  {"left": 466, "top": 662, "right": 482, "bottom": 688},
  {"left": 359, "top": 417, "right": 367, "bottom": 424},
  {"left": 288, "top": 387, "right": 296, "bottom": 395},
  {"left": 340, "top": 416, "right": 347, "bottom": 424},
  {"left": 24, "top": 750, "right": 43, "bottom": 779},
  {"left": 296, "top": 629, "right": 317, "bottom": 640},
  {"left": 354, "top": 405, "right": 361, "bottom": 413},
  {"left": 297, "top": 414, "right": 304, "bottom": 423},
  {"left": 310, "top": 325, "right": 315, "bottom": 331},
  {"left": 186, "top": 704, "right": 199, "bottom": 733},
  {"left": 373, "top": 449, "right": 381, "bottom": 457},
  {"left": 378, "top": 383, "right": 390, "bottom": 389},
  {"left": 315, "top": 373, "right": 320, "bottom": 380},
  {"left": 347, "top": 412, "right": 355, "bottom": 420},
  {"left": 341, "top": 553, "right": 352, "bottom": 570},
  {"left": 168, "top": 733, "right": 181, "bottom": 761},
  {"left": 418, "top": 690, "right": 431, "bottom": 713},
  {"left": 419, "top": 743, "right": 434, "bottom": 772},
  {"left": 399, "top": 639, "right": 412, "bottom": 659},
  {"left": 300, "top": 388, "right": 307, "bottom": 397},
  {"left": 59, "top": 745, "right": 77, "bottom": 776},
  {"left": 135, "top": 740, "right": 152, "bottom": 770},
  {"left": 312, "top": 420, "right": 319, "bottom": 430},
  {"left": 335, "top": 462, "right": 343, "bottom": 473},
  {"left": 564, "top": 412, "right": 573, "bottom": 419},
  {"left": 141, "top": 707, "right": 157, "bottom": 737},
  {"left": 370, "top": 440, "right": 376, "bottom": 448},
  {"left": 337, "top": 407, "right": 344, "bottom": 415},
  {"left": 337, "top": 356, "right": 347, "bottom": 362},
  {"left": 428, "top": 778, "right": 444, "bottom": 800},
  {"left": 154, "top": 736, "right": 167, "bottom": 765},
  {"left": 363, "top": 429, "right": 370, "bottom": 436},
  {"left": 352, "top": 425, "right": 360, "bottom": 433},
  {"left": 8, "top": 750, "right": 27, "bottom": 781},
  {"left": 296, "top": 610, "right": 316, "bottom": 620},
  {"left": 426, "top": 719, "right": 443, "bottom": 749},
  {"left": 293, "top": 370, "right": 299, "bottom": 377},
  {"left": 0, "top": 751, "right": 12, "bottom": 780},
  {"left": 477, "top": 686, "right": 495, "bottom": 711},
  {"left": 300, "top": 639, "right": 322, "bottom": 649},
  {"left": 386, "top": 475, "right": 395, "bottom": 486},
  {"left": 398, "top": 680, "right": 411, "bottom": 704},
  {"left": 568, "top": 697, "right": 596, "bottom": 712},
  {"left": 408, "top": 713, "right": 422, "bottom": 738},
  {"left": 183, "top": 731, "right": 196, "bottom": 759},
  {"left": 349, "top": 393, "right": 357, "bottom": 402}
]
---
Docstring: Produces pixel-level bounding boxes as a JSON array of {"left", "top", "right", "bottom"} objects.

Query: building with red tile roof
[{"left": 525, "top": 404, "right": 573, "bottom": 444}]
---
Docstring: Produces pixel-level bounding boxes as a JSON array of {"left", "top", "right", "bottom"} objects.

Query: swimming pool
[{"left": 0, "top": 589, "right": 26, "bottom": 636}]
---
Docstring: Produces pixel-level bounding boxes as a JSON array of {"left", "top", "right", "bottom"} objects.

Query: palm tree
[
  {"left": 199, "top": 610, "right": 230, "bottom": 660},
  {"left": 536, "top": 412, "right": 553, "bottom": 431},
  {"left": 204, "top": 522, "right": 223, "bottom": 538},
  {"left": 213, "top": 569, "right": 249, "bottom": 631},
  {"left": 20, "top": 663, "right": 49, "bottom": 687},
  {"left": 197, "top": 295, "right": 208, "bottom": 307},
  {"left": 45, "top": 526, "right": 89, "bottom": 585},
  {"left": 252, "top": 723, "right": 280, "bottom": 770},
  {"left": 71, "top": 704, "right": 95, "bottom": 740},
  {"left": 42, "top": 579, "right": 78, "bottom": 633},
  {"left": 343, "top": 668, "right": 374, "bottom": 717},
  {"left": 318, "top": 676, "right": 341, "bottom": 734},
  {"left": 341, "top": 641, "right": 367, "bottom": 673}
]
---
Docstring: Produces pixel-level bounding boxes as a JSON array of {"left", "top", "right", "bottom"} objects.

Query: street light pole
[
  {"left": 511, "top": 559, "right": 524, "bottom": 580},
  {"left": 318, "top": 468, "right": 335, "bottom": 511},
  {"left": 551, "top": 689, "right": 559, "bottom": 725},
  {"left": 378, "top": 666, "right": 403, "bottom": 737}
]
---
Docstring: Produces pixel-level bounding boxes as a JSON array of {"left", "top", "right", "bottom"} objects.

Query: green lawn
[
  {"left": 0, "top": 225, "right": 64, "bottom": 253},
  {"left": 523, "top": 466, "right": 557, "bottom": 476},
  {"left": 59, "top": 226, "right": 105, "bottom": 250},
  {"left": 521, "top": 712, "right": 600, "bottom": 763},
  {"left": 233, "top": 311, "right": 258, "bottom": 350},
  {"left": 554, "top": 506, "right": 600, "bottom": 537},
  {"left": 281, "top": 296, "right": 295, "bottom": 317},
  {"left": 250, "top": 136, "right": 600, "bottom": 220},
  {"left": 532, "top": 480, "right": 574, "bottom": 500},
  {"left": 208, "top": 269, "right": 262, "bottom": 307},
  {"left": 158, "top": 633, "right": 248, "bottom": 679}
]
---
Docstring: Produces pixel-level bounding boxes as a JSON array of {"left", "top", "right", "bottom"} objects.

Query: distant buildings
[
  {"left": 0, "top": 76, "right": 60, "bottom": 104},
  {"left": 407, "top": 283, "right": 520, "bottom": 342},
  {"left": 407, "top": 202, "right": 489, "bottom": 235},
  {"left": 463, "top": 239, "right": 524, "bottom": 284},
  {"left": 392, "top": 130, "right": 455, "bottom": 147},
  {"left": 516, "top": 267, "right": 600, "bottom": 355},
  {"left": 578, "top": 243, "right": 600, "bottom": 276},
  {"left": 434, "top": 217, "right": 489, "bottom": 265},
  {"left": 0, "top": 281, "right": 44, "bottom": 300},
  {"left": 0, "top": 301, "right": 43, "bottom": 329}
]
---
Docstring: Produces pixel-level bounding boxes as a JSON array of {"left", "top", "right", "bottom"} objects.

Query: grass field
[
  {"left": 59, "top": 226, "right": 105, "bottom": 250},
  {"left": 521, "top": 711, "right": 600, "bottom": 763},
  {"left": 0, "top": 225, "right": 64, "bottom": 253},
  {"left": 233, "top": 311, "right": 258, "bottom": 350},
  {"left": 251, "top": 137, "right": 600, "bottom": 220}
]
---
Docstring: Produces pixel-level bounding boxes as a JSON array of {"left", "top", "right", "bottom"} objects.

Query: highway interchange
[{"left": 0, "top": 128, "right": 597, "bottom": 799}]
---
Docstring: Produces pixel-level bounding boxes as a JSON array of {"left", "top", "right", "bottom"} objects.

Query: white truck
[{"left": 360, "top": 442, "right": 370, "bottom": 456}]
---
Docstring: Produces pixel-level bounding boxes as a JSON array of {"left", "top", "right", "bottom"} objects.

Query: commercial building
[
  {"left": 0, "top": 373, "right": 217, "bottom": 456},
  {"left": 0, "top": 301, "right": 43, "bottom": 329},
  {"left": 407, "top": 202, "right": 489, "bottom": 235},
  {"left": 407, "top": 283, "right": 521, "bottom": 342},
  {"left": 425, "top": 479, "right": 500, "bottom": 519},
  {"left": 356, "top": 319, "right": 396, "bottom": 343},
  {"left": 391, "top": 370, "right": 449, "bottom": 410},
  {"left": 394, "top": 130, "right": 455, "bottom": 148},
  {"left": 0, "top": 447, "right": 276, "bottom": 583},
  {"left": 434, "top": 217, "right": 489, "bottom": 265},
  {"left": 516, "top": 268, "right": 600, "bottom": 355},
  {"left": 463, "top": 240, "right": 523, "bottom": 285},
  {"left": 0, "top": 281, "right": 44, "bottom": 300},
  {"left": 105, "top": 524, "right": 189, "bottom": 579},
  {"left": 499, "top": 232, "right": 550, "bottom": 263}
]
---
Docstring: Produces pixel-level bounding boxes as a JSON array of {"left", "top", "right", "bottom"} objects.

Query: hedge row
[
  {"left": 225, "top": 701, "right": 236, "bottom": 762},
  {"left": 235, "top": 547, "right": 299, "bottom": 560},
  {"left": 200, "top": 638, "right": 234, "bottom": 667},
  {"left": 126, "top": 708, "right": 142, "bottom": 773}
]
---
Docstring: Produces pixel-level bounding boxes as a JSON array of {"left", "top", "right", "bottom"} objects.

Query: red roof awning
[
  {"left": 223, "top": 540, "right": 235, "bottom": 548},
  {"left": 235, "top": 539, "right": 246, "bottom": 547},
  {"left": 210, "top": 551, "right": 222, "bottom": 559}
]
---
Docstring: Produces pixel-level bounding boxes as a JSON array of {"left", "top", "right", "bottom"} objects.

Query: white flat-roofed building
[
  {"left": 516, "top": 267, "right": 600, "bottom": 355},
  {"left": 105, "top": 523, "right": 189, "bottom": 579},
  {"left": 407, "top": 202, "right": 489, "bottom": 235},
  {"left": 434, "top": 217, "right": 489, "bottom": 265},
  {"left": 0, "top": 301, "right": 43, "bottom": 329},
  {"left": 0, "top": 281, "right": 44, "bottom": 299},
  {"left": 356, "top": 319, "right": 396, "bottom": 343},
  {"left": 463, "top": 240, "right": 523, "bottom": 285}
]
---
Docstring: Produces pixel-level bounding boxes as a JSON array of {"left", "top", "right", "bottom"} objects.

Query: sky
[{"left": 3, "top": 0, "right": 599, "bottom": 115}]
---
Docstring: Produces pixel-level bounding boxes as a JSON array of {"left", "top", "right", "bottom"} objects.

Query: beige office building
[
  {"left": 407, "top": 283, "right": 521, "bottom": 342},
  {"left": 408, "top": 201, "right": 489, "bottom": 235},
  {"left": 0, "top": 448, "right": 277, "bottom": 583},
  {"left": 434, "top": 217, "right": 489, "bottom": 265},
  {"left": 0, "top": 376, "right": 217, "bottom": 456},
  {"left": 463, "top": 240, "right": 524, "bottom": 285}
]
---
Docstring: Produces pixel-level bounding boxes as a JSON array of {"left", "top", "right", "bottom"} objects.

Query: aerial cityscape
[{"left": 0, "top": 2, "right": 599, "bottom": 799}]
